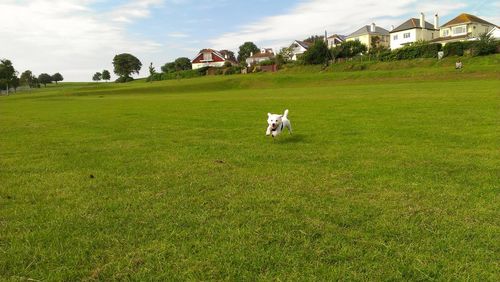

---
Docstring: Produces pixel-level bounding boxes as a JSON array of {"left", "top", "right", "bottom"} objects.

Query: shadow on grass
[{"left": 275, "top": 133, "right": 307, "bottom": 144}]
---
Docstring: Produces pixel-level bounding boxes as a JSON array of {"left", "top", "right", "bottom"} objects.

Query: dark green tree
[
  {"left": 102, "top": 70, "right": 111, "bottom": 82},
  {"left": 174, "top": 57, "right": 192, "bottom": 71},
  {"left": 237, "top": 42, "right": 260, "bottom": 63},
  {"left": 303, "top": 40, "right": 330, "bottom": 65},
  {"left": 38, "top": 73, "right": 52, "bottom": 87},
  {"left": 20, "top": 70, "right": 34, "bottom": 87},
  {"left": 92, "top": 72, "right": 102, "bottom": 82},
  {"left": 149, "top": 62, "right": 156, "bottom": 76},
  {"left": 161, "top": 62, "right": 176, "bottom": 73},
  {"left": 112, "top": 53, "right": 142, "bottom": 82},
  {"left": 0, "top": 59, "right": 17, "bottom": 91},
  {"left": 51, "top": 73, "right": 63, "bottom": 84}
]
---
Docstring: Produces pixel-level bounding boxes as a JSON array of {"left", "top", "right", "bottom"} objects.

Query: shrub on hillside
[
  {"left": 303, "top": 40, "right": 330, "bottom": 64},
  {"left": 443, "top": 42, "right": 465, "bottom": 57},
  {"left": 332, "top": 40, "right": 368, "bottom": 60},
  {"left": 381, "top": 43, "right": 442, "bottom": 61}
]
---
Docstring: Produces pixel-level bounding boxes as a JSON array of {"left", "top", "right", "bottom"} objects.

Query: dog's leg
[
  {"left": 266, "top": 126, "right": 271, "bottom": 136},
  {"left": 287, "top": 122, "right": 292, "bottom": 134}
]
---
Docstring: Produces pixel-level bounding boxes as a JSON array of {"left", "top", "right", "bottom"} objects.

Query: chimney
[
  {"left": 371, "top": 23, "right": 376, "bottom": 32},
  {"left": 391, "top": 25, "right": 395, "bottom": 31},
  {"left": 420, "top": 12, "right": 425, "bottom": 28},
  {"left": 434, "top": 13, "right": 439, "bottom": 29}
]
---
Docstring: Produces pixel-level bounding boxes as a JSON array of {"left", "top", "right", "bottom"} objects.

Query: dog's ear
[
  {"left": 278, "top": 115, "right": 283, "bottom": 118},
  {"left": 267, "top": 113, "right": 271, "bottom": 117}
]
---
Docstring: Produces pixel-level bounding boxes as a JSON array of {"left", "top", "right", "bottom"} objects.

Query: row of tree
[
  {"left": 0, "top": 58, "right": 64, "bottom": 93},
  {"left": 92, "top": 70, "right": 111, "bottom": 82}
]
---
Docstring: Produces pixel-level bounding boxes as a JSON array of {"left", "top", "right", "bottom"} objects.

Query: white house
[
  {"left": 289, "top": 40, "right": 310, "bottom": 61},
  {"left": 390, "top": 13, "right": 439, "bottom": 49},
  {"left": 487, "top": 26, "right": 500, "bottom": 39},
  {"left": 327, "top": 34, "right": 346, "bottom": 48},
  {"left": 246, "top": 48, "right": 275, "bottom": 66}
]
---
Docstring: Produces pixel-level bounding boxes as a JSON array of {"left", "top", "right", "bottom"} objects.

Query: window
[
  {"left": 403, "top": 32, "right": 410, "bottom": 38},
  {"left": 452, "top": 26, "right": 466, "bottom": 35},
  {"left": 443, "top": 29, "right": 450, "bottom": 36},
  {"left": 393, "top": 34, "right": 398, "bottom": 40},
  {"left": 202, "top": 52, "right": 212, "bottom": 61}
]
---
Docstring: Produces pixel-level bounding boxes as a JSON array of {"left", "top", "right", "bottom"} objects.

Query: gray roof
[
  {"left": 391, "top": 18, "right": 437, "bottom": 33},
  {"left": 347, "top": 25, "right": 389, "bottom": 37}
]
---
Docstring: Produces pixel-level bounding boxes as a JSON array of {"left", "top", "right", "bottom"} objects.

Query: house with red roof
[{"left": 191, "top": 49, "right": 238, "bottom": 69}]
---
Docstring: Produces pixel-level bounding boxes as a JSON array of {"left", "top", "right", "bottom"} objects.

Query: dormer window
[{"left": 203, "top": 52, "right": 212, "bottom": 61}]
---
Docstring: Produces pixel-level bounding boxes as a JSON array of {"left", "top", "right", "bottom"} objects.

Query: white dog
[{"left": 266, "top": 109, "right": 292, "bottom": 138}]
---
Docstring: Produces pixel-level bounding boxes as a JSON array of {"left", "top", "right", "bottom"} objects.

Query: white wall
[{"left": 192, "top": 61, "right": 225, "bottom": 69}]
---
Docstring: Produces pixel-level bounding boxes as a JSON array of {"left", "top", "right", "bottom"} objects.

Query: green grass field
[{"left": 1, "top": 56, "right": 499, "bottom": 280}]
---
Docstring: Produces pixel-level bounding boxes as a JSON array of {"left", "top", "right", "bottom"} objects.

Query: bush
[
  {"left": 443, "top": 42, "right": 465, "bottom": 57},
  {"left": 258, "top": 59, "right": 275, "bottom": 66},
  {"left": 115, "top": 76, "right": 134, "bottom": 83},
  {"left": 381, "top": 43, "right": 442, "bottom": 61},
  {"left": 303, "top": 40, "right": 330, "bottom": 64}
]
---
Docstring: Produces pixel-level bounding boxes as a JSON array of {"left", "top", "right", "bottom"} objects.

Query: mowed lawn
[{"left": 1, "top": 61, "right": 499, "bottom": 280}]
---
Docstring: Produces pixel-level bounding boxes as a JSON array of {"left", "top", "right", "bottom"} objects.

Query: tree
[
  {"left": 0, "top": 59, "right": 17, "bottom": 92},
  {"left": 174, "top": 57, "right": 192, "bottom": 71},
  {"left": 102, "top": 70, "right": 111, "bottom": 82},
  {"left": 20, "top": 70, "right": 34, "bottom": 87},
  {"left": 38, "top": 73, "right": 52, "bottom": 87},
  {"left": 304, "top": 35, "right": 324, "bottom": 44},
  {"left": 237, "top": 42, "right": 260, "bottom": 63},
  {"left": 11, "top": 76, "right": 20, "bottom": 92},
  {"left": 51, "top": 73, "right": 63, "bottom": 84},
  {"left": 149, "top": 62, "right": 156, "bottom": 76},
  {"left": 331, "top": 40, "right": 367, "bottom": 59},
  {"left": 278, "top": 47, "right": 294, "bottom": 62},
  {"left": 474, "top": 33, "right": 497, "bottom": 56},
  {"left": 161, "top": 62, "right": 176, "bottom": 73},
  {"left": 303, "top": 40, "right": 330, "bottom": 65},
  {"left": 92, "top": 72, "right": 102, "bottom": 82},
  {"left": 112, "top": 53, "right": 142, "bottom": 82}
]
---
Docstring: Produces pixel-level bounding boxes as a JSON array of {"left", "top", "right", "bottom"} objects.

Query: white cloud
[
  {"left": 109, "top": 0, "right": 164, "bottom": 23},
  {"left": 208, "top": 0, "right": 467, "bottom": 50},
  {"left": 0, "top": 0, "right": 164, "bottom": 81}
]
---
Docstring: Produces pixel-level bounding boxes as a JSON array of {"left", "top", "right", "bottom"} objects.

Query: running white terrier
[{"left": 266, "top": 109, "right": 292, "bottom": 138}]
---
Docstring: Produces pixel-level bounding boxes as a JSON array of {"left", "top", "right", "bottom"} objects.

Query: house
[
  {"left": 487, "top": 26, "right": 500, "bottom": 39},
  {"left": 327, "top": 34, "right": 346, "bottom": 48},
  {"left": 191, "top": 49, "right": 238, "bottom": 69},
  {"left": 433, "top": 13, "right": 497, "bottom": 44},
  {"left": 390, "top": 13, "right": 439, "bottom": 49},
  {"left": 246, "top": 48, "right": 275, "bottom": 66},
  {"left": 346, "top": 23, "right": 390, "bottom": 51},
  {"left": 289, "top": 40, "right": 311, "bottom": 60}
]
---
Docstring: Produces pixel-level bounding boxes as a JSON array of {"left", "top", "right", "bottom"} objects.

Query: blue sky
[{"left": 0, "top": 0, "right": 498, "bottom": 81}]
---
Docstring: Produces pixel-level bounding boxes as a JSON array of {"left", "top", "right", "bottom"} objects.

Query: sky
[{"left": 0, "top": 0, "right": 498, "bottom": 81}]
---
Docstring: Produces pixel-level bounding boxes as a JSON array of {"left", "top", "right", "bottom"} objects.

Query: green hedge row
[{"left": 380, "top": 43, "right": 442, "bottom": 61}]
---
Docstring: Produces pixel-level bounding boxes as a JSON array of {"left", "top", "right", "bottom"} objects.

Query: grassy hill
[{"left": 1, "top": 55, "right": 499, "bottom": 280}]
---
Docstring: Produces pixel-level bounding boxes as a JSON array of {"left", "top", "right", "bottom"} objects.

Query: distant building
[
  {"left": 346, "top": 23, "right": 390, "bottom": 51},
  {"left": 326, "top": 34, "right": 346, "bottom": 48},
  {"left": 390, "top": 13, "right": 439, "bottom": 49},
  {"left": 191, "top": 49, "right": 238, "bottom": 69},
  {"left": 432, "top": 13, "right": 497, "bottom": 44},
  {"left": 289, "top": 40, "right": 311, "bottom": 61},
  {"left": 246, "top": 48, "right": 275, "bottom": 66}
]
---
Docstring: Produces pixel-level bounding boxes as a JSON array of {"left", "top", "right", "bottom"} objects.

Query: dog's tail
[{"left": 283, "top": 109, "right": 289, "bottom": 118}]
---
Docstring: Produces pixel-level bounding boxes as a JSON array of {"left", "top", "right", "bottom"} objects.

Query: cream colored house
[
  {"left": 346, "top": 23, "right": 389, "bottom": 51},
  {"left": 433, "top": 13, "right": 497, "bottom": 44},
  {"left": 390, "top": 13, "right": 439, "bottom": 49},
  {"left": 327, "top": 34, "right": 346, "bottom": 48}
]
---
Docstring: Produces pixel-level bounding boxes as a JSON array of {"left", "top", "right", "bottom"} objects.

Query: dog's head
[{"left": 267, "top": 113, "right": 283, "bottom": 130}]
